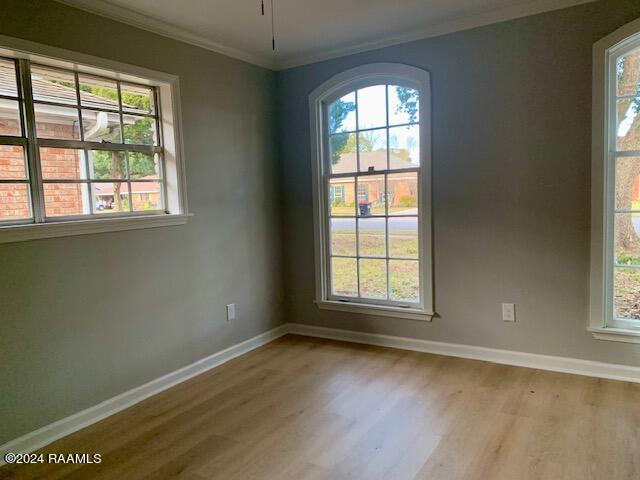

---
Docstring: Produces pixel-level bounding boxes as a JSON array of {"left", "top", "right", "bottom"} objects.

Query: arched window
[
  {"left": 591, "top": 19, "right": 640, "bottom": 342},
  {"left": 309, "top": 63, "right": 433, "bottom": 320}
]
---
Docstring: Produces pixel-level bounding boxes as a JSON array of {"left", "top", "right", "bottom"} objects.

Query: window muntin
[
  {"left": 0, "top": 57, "right": 166, "bottom": 225},
  {"left": 325, "top": 84, "right": 422, "bottom": 306},
  {"left": 611, "top": 46, "right": 640, "bottom": 325}
]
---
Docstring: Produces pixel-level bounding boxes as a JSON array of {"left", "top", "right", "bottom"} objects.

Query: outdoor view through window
[
  {"left": 0, "top": 57, "right": 164, "bottom": 223},
  {"left": 326, "top": 84, "right": 422, "bottom": 305},
  {"left": 615, "top": 46, "right": 640, "bottom": 322}
]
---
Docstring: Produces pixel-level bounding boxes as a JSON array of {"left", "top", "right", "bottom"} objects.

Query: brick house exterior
[
  {"left": 0, "top": 79, "right": 160, "bottom": 220},
  {"left": 330, "top": 151, "right": 418, "bottom": 212}
]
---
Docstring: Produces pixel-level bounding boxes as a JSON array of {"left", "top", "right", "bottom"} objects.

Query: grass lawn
[
  {"left": 615, "top": 267, "right": 640, "bottom": 320},
  {"left": 331, "top": 230, "right": 418, "bottom": 258},
  {"left": 331, "top": 228, "right": 419, "bottom": 302}
]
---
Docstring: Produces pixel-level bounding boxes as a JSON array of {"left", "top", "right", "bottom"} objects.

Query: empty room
[{"left": 1, "top": 0, "right": 640, "bottom": 478}]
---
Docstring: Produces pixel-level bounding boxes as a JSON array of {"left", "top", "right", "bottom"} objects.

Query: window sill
[
  {"left": 316, "top": 300, "right": 433, "bottom": 322},
  {"left": 589, "top": 327, "right": 640, "bottom": 344},
  {"left": 0, "top": 213, "right": 190, "bottom": 244}
]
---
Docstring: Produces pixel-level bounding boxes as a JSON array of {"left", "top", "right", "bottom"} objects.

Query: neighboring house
[
  {"left": 329, "top": 150, "right": 417, "bottom": 211},
  {"left": 0, "top": 70, "right": 158, "bottom": 219},
  {"left": 94, "top": 176, "right": 161, "bottom": 211}
]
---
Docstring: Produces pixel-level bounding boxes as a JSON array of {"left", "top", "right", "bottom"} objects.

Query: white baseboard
[
  {"left": 4, "top": 321, "right": 640, "bottom": 465},
  {"left": 287, "top": 323, "right": 640, "bottom": 383},
  {"left": 0, "top": 324, "right": 288, "bottom": 465}
]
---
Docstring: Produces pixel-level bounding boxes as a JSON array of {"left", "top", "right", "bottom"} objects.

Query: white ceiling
[{"left": 57, "top": 0, "right": 594, "bottom": 70}]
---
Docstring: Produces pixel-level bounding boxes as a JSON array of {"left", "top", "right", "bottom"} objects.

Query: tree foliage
[
  {"left": 82, "top": 84, "right": 157, "bottom": 180},
  {"left": 329, "top": 87, "right": 419, "bottom": 165},
  {"left": 394, "top": 87, "right": 419, "bottom": 124},
  {"left": 329, "top": 98, "right": 356, "bottom": 164}
]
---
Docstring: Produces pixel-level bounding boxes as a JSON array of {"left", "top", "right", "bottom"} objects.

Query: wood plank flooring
[{"left": 1, "top": 334, "right": 639, "bottom": 480}]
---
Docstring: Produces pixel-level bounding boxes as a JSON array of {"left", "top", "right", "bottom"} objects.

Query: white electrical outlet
[
  {"left": 226, "top": 304, "right": 236, "bottom": 321},
  {"left": 502, "top": 303, "right": 515, "bottom": 322}
]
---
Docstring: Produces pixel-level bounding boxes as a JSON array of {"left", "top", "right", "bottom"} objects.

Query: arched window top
[
  {"left": 309, "top": 63, "right": 433, "bottom": 321},
  {"left": 590, "top": 19, "right": 640, "bottom": 343},
  {"left": 310, "top": 63, "right": 429, "bottom": 106}
]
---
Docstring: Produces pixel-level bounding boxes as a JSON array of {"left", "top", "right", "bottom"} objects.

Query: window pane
[
  {"left": 389, "top": 217, "right": 418, "bottom": 259},
  {"left": 92, "top": 182, "right": 130, "bottom": 213},
  {"left": 128, "top": 152, "right": 160, "bottom": 179},
  {"left": 615, "top": 213, "right": 640, "bottom": 266},
  {"left": 131, "top": 181, "right": 162, "bottom": 211},
  {"left": 389, "top": 124, "right": 420, "bottom": 167},
  {"left": 328, "top": 92, "right": 356, "bottom": 134},
  {"left": 78, "top": 75, "right": 119, "bottom": 111},
  {"left": 614, "top": 268, "right": 640, "bottom": 320},
  {"left": 357, "top": 85, "right": 386, "bottom": 130},
  {"left": 390, "top": 260, "right": 419, "bottom": 302},
  {"left": 616, "top": 98, "right": 640, "bottom": 151},
  {"left": 357, "top": 175, "right": 385, "bottom": 216},
  {"left": 0, "top": 99, "right": 21, "bottom": 136},
  {"left": 123, "top": 115, "right": 156, "bottom": 145},
  {"left": 615, "top": 156, "right": 640, "bottom": 211},
  {"left": 0, "top": 145, "right": 27, "bottom": 179},
  {"left": 31, "top": 66, "right": 77, "bottom": 105},
  {"left": 0, "top": 58, "right": 18, "bottom": 97},
  {"left": 35, "top": 104, "right": 80, "bottom": 140},
  {"left": 329, "top": 177, "right": 354, "bottom": 216},
  {"left": 358, "top": 128, "right": 387, "bottom": 172},
  {"left": 329, "top": 132, "right": 357, "bottom": 174},
  {"left": 121, "top": 83, "right": 155, "bottom": 114},
  {"left": 40, "top": 147, "right": 86, "bottom": 180},
  {"left": 617, "top": 49, "right": 640, "bottom": 97},
  {"left": 88, "top": 150, "right": 126, "bottom": 180},
  {"left": 358, "top": 217, "right": 386, "bottom": 257},
  {"left": 43, "top": 183, "right": 89, "bottom": 217},
  {"left": 330, "top": 218, "right": 356, "bottom": 256},
  {"left": 82, "top": 110, "right": 122, "bottom": 143},
  {"left": 388, "top": 85, "right": 419, "bottom": 126},
  {"left": 388, "top": 172, "right": 418, "bottom": 215},
  {"left": 359, "top": 258, "right": 387, "bottom": 299},
  {"left": 331, "top": 257, "right": 357, "bottom": 297},
  {"left": 0, "top": 183, "right": 30, "bottom": 220}
]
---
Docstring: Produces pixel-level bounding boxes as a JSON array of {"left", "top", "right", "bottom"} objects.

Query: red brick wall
[{"left": 0, "top": 121, "right": 84, "bottom": 219}]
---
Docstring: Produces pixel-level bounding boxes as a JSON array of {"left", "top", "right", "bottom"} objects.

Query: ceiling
[{"left": 57, "top": 0, "right": 594, "bottom": 70}]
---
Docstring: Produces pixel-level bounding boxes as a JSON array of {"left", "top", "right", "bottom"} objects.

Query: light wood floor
[{"left": 2, "top": 334, "right": 640, "bottom": 480}]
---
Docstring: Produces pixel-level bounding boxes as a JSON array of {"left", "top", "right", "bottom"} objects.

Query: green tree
[
  {"left": 394, "top": 87, "right": 419, "bottom": 123},
  {"left": 329, "top": 99, "right": 356, "bottom": 164},
  {"left": 83, "top": 84, "right": 157, "bottom": 183}
]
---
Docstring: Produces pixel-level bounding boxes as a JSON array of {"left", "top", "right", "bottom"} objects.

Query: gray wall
[
  {"left": 0, "top": 0, "right": 282, "bottom": 444},
  {"left": 277, "top": 0, "right": 640, "bottom": 366}
]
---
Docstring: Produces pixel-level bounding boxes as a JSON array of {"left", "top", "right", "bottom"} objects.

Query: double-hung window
[
  {"left": 591, "top": 19, "right": 640, "bottom": 342},
  {"left": 0, "top": 41, "right": 187, "bottom": 243},
  {"left": 309, "top": 64, "right": 433, "bottom": 320}
]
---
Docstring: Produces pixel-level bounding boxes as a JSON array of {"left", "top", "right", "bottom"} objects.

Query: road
[{"left": 331, "top": 216, "right": 417, "bottom": 231}]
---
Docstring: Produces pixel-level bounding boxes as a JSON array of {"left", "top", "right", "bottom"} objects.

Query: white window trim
[
  {"left": 590, "top": 18, "right": 640, "bottom": 344},
  {"left": 0, "top": 34, "right": 189, "bottom": 244},
  {"left": 309, "top": 63, "right": 434, "bottom": 321}
]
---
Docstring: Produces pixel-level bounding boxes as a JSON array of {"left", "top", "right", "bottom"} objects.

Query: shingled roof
[{"left": 0, "top": 61, "right": 145, "bottom": 113}]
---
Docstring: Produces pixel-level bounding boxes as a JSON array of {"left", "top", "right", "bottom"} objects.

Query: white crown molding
[
  {"left": 53, "top": 0, "right": 276, "bottom": 69},
  {"left": 54, "top": 0, "right": 595, "bottom": 71},
  {"left": 0, "top": 324, "right": 288, "bottom": 466},
  {"left": 274, "top": 0, "right": 597, "bottom": 69}
]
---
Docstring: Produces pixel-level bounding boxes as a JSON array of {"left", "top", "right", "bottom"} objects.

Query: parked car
[{"left": 95, "top": 198, "right": 114, "bottom": 211}]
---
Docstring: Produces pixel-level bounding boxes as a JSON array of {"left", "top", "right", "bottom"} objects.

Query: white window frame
[
  {"left": 0, "top": 35, "right": 188, "bottom": 244},
  {"left": 309, "top": 63, "right": 434, "bottom": 321},
  {"left": 590, "top": 18, "right": 640, "bottom": 344}
]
